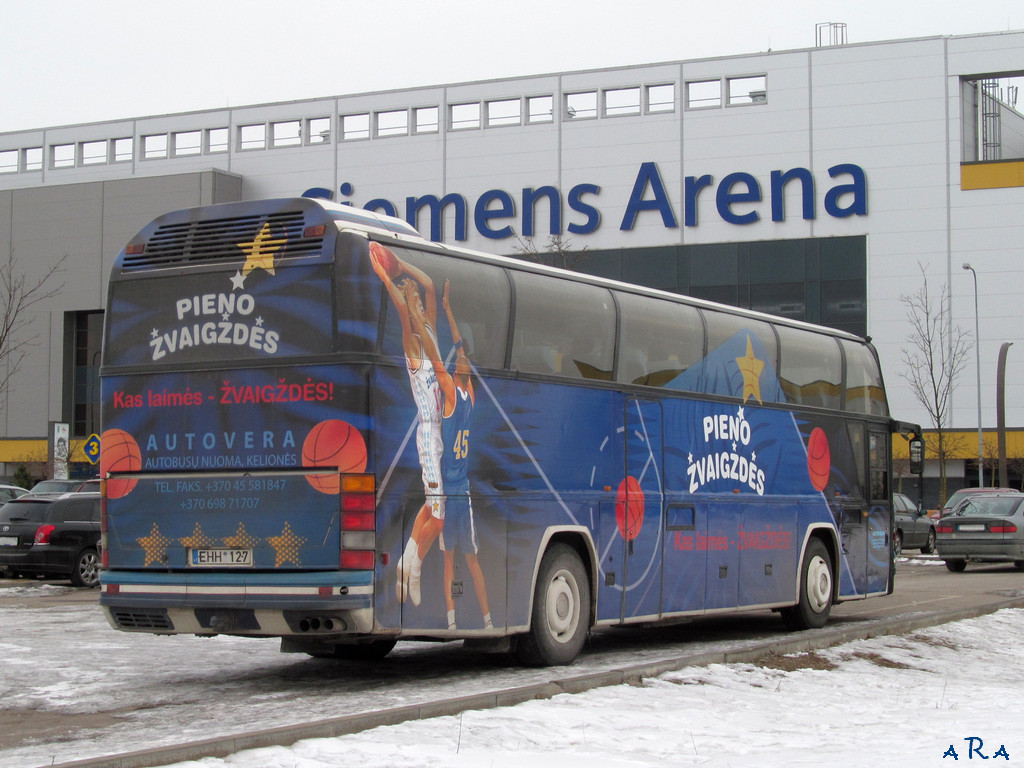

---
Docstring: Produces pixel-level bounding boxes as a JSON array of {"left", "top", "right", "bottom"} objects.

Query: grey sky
[{"left": 1, "top": 0, "right": 1022, "bottom": 133}]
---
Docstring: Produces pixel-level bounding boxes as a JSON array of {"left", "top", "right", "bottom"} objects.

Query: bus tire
[
  {"left": 781, "top": 538, "right": 833, "bottom": 630},
  {"left": 945, "top": 559, "right": 967, "bottom": 573},
  {"left": 517, "top": 543, "right": 590, "bottom": 667}
]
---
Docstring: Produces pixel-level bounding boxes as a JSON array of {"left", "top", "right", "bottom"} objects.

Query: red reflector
[
  {"left": 341, "top": 493, "right": 375, "bottom": 513},
  {"left": 318, "top": 586, "right": 333, "bottom": 597},
  {"left": 304, "top": 224, "right": 326, "bottom": 237},
  {"left": 992, "top": 524, "right": 1017, "bottom": 533},
  {"left": 106, "top": 583, "right": 119, "bottom": 595},
  {"left": 34, "top": 524, "right": 55, "bottom": 544},
  {"left": 340, "top": 550, "right": 375, "bottom": 570},
  {"left": 936, "top": 525, "right": 953, "bottom": 534},
  {"left": 341, "top": 509, "right": 375, "bottom": 531},
  {"left": 125, "top": 243, "right": 145, "bottom": 255},
  {"left": 102, "top": 548, "right": 109, "bottom": 568}
]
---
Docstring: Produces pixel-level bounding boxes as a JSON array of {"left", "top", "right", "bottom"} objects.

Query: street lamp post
[{"left": 962, "top": 263, "right": 983, "bottom": 487}]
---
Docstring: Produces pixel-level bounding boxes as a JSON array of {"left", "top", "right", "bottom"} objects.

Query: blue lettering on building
[{"left": 302, "top": 161, "right": 866, "bottom": 242}]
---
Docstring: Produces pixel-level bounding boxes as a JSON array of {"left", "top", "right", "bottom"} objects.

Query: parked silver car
[
  {"left": 935, "top": 492, "right": 1024, "bottom": 572},
  {"left": 892, "top": 492, "right": 936, "bottom": 556}
]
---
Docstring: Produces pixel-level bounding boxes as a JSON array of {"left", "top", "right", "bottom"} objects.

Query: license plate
[
  {"left": 0, "top": 536, "right": 17, "bottom": 546},
  {"left": 189, "top": 548, "right": 253, "bottom": 567},
  {"left": 958, "top": 524, "right": 985, "bottom": 532}
]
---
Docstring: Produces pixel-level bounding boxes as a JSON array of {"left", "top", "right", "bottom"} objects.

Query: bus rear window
[{"left": 104, "top": 263, "right": 335, "bottom": 367}]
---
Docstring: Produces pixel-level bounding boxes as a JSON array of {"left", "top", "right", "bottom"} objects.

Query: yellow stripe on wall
[{"left": 961, "top": 160, "right": 1024, "bottom": 190}]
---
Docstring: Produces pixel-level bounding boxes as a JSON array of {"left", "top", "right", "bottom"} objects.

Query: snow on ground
[{"left": 157, "top": 608, "right": 1024, "bottom": 768}]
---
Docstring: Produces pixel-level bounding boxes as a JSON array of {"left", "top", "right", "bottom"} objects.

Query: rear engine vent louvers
[{"left": 122, "top": 211, "right": 322, "bottom": 271}]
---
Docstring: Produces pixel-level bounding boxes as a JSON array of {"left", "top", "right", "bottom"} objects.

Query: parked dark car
[
  {"left": 892, "top": 492, "right": 936, "bottom": 556},
  {"left": 0, "top": 494, "right": 101, "bottom": 587},
  {"left": 935, "top": 492, "right": 1024, "bottom": 572}
]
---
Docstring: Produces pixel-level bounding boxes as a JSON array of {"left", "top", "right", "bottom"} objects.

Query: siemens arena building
[{"left": 1, "top": 27, "right": 1022, "bottom": 504}]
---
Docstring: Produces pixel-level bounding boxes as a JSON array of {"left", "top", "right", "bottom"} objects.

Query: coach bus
[{"left": 98, "top": 197, "right": 914, "bottom": 666}]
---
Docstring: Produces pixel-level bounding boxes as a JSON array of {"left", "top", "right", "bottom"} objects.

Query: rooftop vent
[{"left": 815, "top": 22, "right": 848, "bottom": 47}]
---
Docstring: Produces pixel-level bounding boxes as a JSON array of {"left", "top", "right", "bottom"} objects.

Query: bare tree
[
  {"left": 898, "top": 262, "right": 973, "bottom": 506},
  {"left": 0, "top": 252, "right": 66, "bottom": 412},
  {"left": 510, "top": 233, "right": 589, "bottom": 271}
]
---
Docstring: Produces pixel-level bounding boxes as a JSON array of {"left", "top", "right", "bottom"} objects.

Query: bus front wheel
[
  {"left": 517, "top": 543, "right": 590, "bottom": 666},
  {"left": 781, "top": 538, "right": 833, "bottom": 630}
]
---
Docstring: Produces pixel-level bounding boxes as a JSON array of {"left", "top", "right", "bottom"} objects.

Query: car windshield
[
  {"left": 953, "top": 497, "right": 1022, "bottom": 517},
  {"left": 0, "top": 500, "right": 50, "bottom": 522},
  {"left": 31, "top": 480, "right": 80, "bottom": 493}
]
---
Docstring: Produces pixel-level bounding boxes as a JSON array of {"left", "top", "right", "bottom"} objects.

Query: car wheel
[
  {"left": 944, "top": 559, "right": 967, "bottom": 573},
  {"left": 71, "top": 548, "right": 100, "bottom": 588},
  {"left": 892, "top": 531, "right": 903, "bottom": 558},
  {"left": 781, "top": 538, "right": 833, "bottom": 630},
  {"left": 517, "top": 543, "right": 590, "bottom": 666},
  {"left": 922, "top": 528, "right": 936, "bottom": 555}
]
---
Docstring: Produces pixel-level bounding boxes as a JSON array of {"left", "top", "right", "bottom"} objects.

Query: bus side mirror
[{"left": 908, "top": 437, "right": 924, "bottom": 476}]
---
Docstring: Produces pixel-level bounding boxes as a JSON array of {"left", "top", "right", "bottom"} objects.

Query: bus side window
[
  {"left": 616, "top": 293, "right": 704, "bottom": 388},
  {"left": 842, "top": 340, "right": 888, "bottom": 417},
  {"left": 379, "top": 248, "right": 510, "bottom": 370},
  {"left": 510, "top": 272, "right": 614, "bottom": 380},
  {"left": 776, "top": 326, "right": 842, "bottom": 410}
]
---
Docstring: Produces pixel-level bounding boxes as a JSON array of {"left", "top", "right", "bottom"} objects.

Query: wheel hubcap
[
  {"left": 546, "top": 570, "right": 580, "bottom": 643},
  {"left": 806, "top": 555, "right": 831, "bottom": 613}
]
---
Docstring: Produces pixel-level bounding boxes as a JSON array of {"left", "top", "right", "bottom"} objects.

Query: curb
[{"left": 42, "top": 596, "right": 1024, "bottom": 768}]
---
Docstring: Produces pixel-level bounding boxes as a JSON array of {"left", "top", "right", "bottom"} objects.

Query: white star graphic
[
  {"left": 230, "top": 271, "right": 246, "bottom": 290},
  {"left": 150, "top": 328, "right": 159, "bottom": 339}
]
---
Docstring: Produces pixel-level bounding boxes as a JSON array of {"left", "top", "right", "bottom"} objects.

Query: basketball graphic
[
  {"left": 302, "top": 419, "right": 368, "bottom": 494},
  {"left": 615, "top": 476, "right": 645, "bottom": 541},
  {"left": 806, "top": 427, "right": 831, "bottom": 492},
  {"left": 369, "top": 242, "right": 401, "bottom": 279},
  {"left": 100, "top": 429, "right": 142, "bottom": 499}
]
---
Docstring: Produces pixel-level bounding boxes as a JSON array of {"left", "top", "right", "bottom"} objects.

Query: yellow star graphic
[
  {"left": 223, "top": 522, "right": 259, "bottom": 549},
  {"left": 179, "top": 523, "right": 215, "bottom": 549},
  {"left": 735, "top": 335, "right": 765, "bottom": 404},
  {"left": 268, "top": 522, "right": 307, "bottom": 567},
  {"left": 137, "top": 523, "right": 172, "bottom": 567},
  {"left": 238, "top": 222, "right": 287, "bottom": 277}
]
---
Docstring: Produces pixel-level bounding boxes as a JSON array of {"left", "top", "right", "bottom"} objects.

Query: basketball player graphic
[
  {"left": 437, "top": 279, "right": 492, "bottom": 630},
  {"left": 369, "top": 242, "right": 444, "bottom": 606}
]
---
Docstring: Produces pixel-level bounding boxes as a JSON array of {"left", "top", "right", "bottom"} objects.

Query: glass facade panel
[{"left": 70, "top": 310, "right": 104, "bottom": 437}]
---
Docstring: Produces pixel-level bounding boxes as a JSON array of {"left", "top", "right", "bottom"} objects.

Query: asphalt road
[{"left": 2, "top": 556, "right": 1023, "bottom": 768}]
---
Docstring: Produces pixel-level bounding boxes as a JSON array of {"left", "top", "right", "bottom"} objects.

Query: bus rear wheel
[
  {"left": 781, "top": 538, "right": 833, "bottom": 630},
  {"left": 517, "top": 543, "right": 590, "bottom": 666}
]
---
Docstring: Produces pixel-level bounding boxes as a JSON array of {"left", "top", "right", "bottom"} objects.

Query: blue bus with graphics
[{"left": 99, "top": 197, "right": 912, "bottom": 666}]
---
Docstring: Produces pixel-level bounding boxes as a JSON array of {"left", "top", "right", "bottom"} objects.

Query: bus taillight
[{"left": 340, "top": 474, "right": 375, "bottom": 569}]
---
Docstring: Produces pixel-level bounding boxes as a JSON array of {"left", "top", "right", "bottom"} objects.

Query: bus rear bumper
[{"left": 99, "top": 570, "right": 374, "bottom": 636}]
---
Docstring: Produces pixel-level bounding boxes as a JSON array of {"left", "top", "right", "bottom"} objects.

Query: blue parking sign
[{"left": 83, "top": 433, "right": 101, "bottom": 465}]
